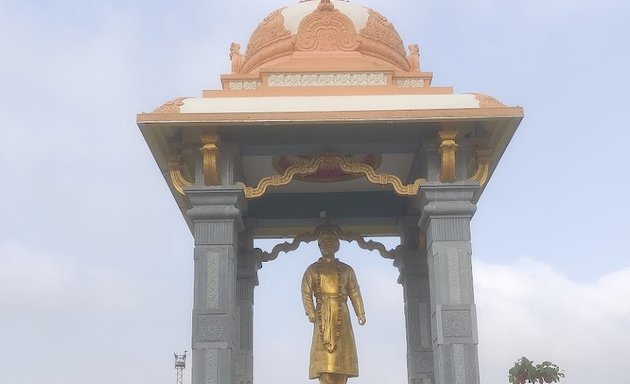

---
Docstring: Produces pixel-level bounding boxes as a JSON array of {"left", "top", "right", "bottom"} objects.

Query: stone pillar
[
  {"left": 395, "top": 217, "right": 435, "bottom": 384},
  {"left": 418, "top": 184, "right": 480, "bottom": 384},
  {"left": 187, "top": 187, "right": 246, "bottom": 384},
  {"left": 234, "top": 220, "right": 260, "bottom": 384}
]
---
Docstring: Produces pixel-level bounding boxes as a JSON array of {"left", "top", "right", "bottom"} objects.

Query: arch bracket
[{"left": 259, "top": 223, "right": 399, "bottom": 262}]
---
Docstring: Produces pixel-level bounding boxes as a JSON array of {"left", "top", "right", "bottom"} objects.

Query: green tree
[{"left": 508, "top": 357, "right": 565, "bottom": 384}]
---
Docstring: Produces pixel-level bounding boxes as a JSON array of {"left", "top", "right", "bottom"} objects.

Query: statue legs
[{"left": 319, "top": 373, "right": 348, "bottom": 384}]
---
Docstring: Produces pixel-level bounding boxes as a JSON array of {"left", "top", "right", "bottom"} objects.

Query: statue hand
[
  {"left": 308, "top": 313, "right": 316, "bottom": 323},
  {"left": 358, "top": 314, "right": 366, "bottom": 325}
]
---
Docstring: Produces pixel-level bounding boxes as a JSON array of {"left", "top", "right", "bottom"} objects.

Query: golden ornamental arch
[{"left": 237, "top": 154, "right": 426, "bottom": 199}]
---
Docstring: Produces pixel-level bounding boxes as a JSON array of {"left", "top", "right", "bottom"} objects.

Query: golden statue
[{"left": 301, "top": 229, "right": 366, "bottom": 384}]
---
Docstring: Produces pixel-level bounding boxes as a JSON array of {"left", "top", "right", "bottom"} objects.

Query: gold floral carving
[
  {"left": 295, "top": 4, "right": 361, "bottom": 52},
  {"left": 238, "top": 154, "right": 425, "bottom": 199},
  {"left": 167, "top": 157, "right": 193, "bottom": 195},
  {"left": 473, "top": 93, "right": 506, "bottom": 108},
  {"left": 242, "top": 9, "right": 293, "bottom": 73},
  {"left": 200, "top": 134, "right": 221, "bottom": 186},
  {"left": 438, "top": 130, "right": 459, "bottom": 183},
  {"left": 153, "top": 97, "right": 188, "bottom": 113},
  {"left": 467, "top": 149, "right": 492, "bottom": 186},
  {"left": 359, "top": 9, "right": 409, "bottom": 71},
  {"left": 272, "top": 153, "right": 381, "bottom": 182},
  {"left": 260, "top": 223, "right": 397, "bottom": 262}
]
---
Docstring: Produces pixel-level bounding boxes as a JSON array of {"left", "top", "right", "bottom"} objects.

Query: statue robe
[{"left": 301, "top": 258, "right": 365, "bottom": 379}]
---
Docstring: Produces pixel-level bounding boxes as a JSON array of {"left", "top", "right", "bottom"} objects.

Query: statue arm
[
  {"left": 301, "top": 268, "right": 316, "bottom": 323},
  {"left": 347, "top": 268, "right": 366, "bottom": 324}
]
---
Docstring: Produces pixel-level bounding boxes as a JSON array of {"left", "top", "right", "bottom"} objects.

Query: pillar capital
[
  {"left": 416, "top": 184, "right": 478, "bottom": 232},
  {"left": 186, "top": 187, "right": 247, "bottom": 221},
  {"left": 417, "top": 183, "right": 478, "bottom": 205}
]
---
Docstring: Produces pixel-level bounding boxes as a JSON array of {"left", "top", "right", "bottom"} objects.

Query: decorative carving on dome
[
  {"left": 472, "top": 93, "right": 506, "bottom": 108},
  {"left": 407, "top": 44, "right": 420, "bottom": 71},
  {"left": 240, "top": 2, "right": 414, "bottom": 73},
  {"left": 356, "top": 9, "right": 409, "bottom": 71},
  {"left": 241, "top": 9, "right": 294, "bottom": 73},
  {"left": 153, "top": 97, "right": 187, "bottom": 113},
  {"left": 295, "top": 5, "right": 361, "bottom": 52},
  {"left": 245, "top": 9, "right": 291, "bottom": 55},
  {"left": 360, "top": 9, "right": 406, "bottom": 57},
  {"left": 359, "top": 38, "right": 410, "bottom": 71}
]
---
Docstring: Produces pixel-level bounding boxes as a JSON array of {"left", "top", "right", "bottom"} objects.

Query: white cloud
[
  {"left": 0, "top": 244, "right": 137, "bottom": 312},
  {"left": 476, "top": 259, "right": 630, "bottom": 384}
]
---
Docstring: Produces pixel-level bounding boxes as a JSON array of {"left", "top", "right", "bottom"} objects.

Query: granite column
[
  {"left": 234, "top": 220, "right": 260, "bottom": 384},
  {"left": 187, "top": 187, "right": 246, "bottom": 384},
  {"left": 396, "top": 217, "right": 435, "bottom": 384},
  {"left": 418, "top": 184, "right": 480, "bottom": 384}
]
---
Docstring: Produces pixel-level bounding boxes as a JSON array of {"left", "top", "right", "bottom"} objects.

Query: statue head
[
  {"left": 230, "top": 42, "right": 241, "bottom": 56},
  {"left": 317, "top": 232, "right": 340, "bottom": 258}
]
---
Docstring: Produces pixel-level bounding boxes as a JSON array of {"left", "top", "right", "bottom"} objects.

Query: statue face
[{"left": 318, "top": 234, "right": 340, "bottom": 257}]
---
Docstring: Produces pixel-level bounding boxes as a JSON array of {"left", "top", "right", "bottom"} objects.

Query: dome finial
[
  {"left": 299, "top": 0, "right": 351, "bottom": 3},
  {"left": 318, "top": 0, "right": 335, "bottom": 10}
]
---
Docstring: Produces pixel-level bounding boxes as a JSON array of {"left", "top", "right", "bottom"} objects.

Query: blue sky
[{"left": 1, "top": 1, "right": 629, "bottom": 383}]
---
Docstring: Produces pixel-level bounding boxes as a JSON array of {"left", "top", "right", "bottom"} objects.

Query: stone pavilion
[{"left": 136, "top": 1, "right": 523, "bottom": 383}]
